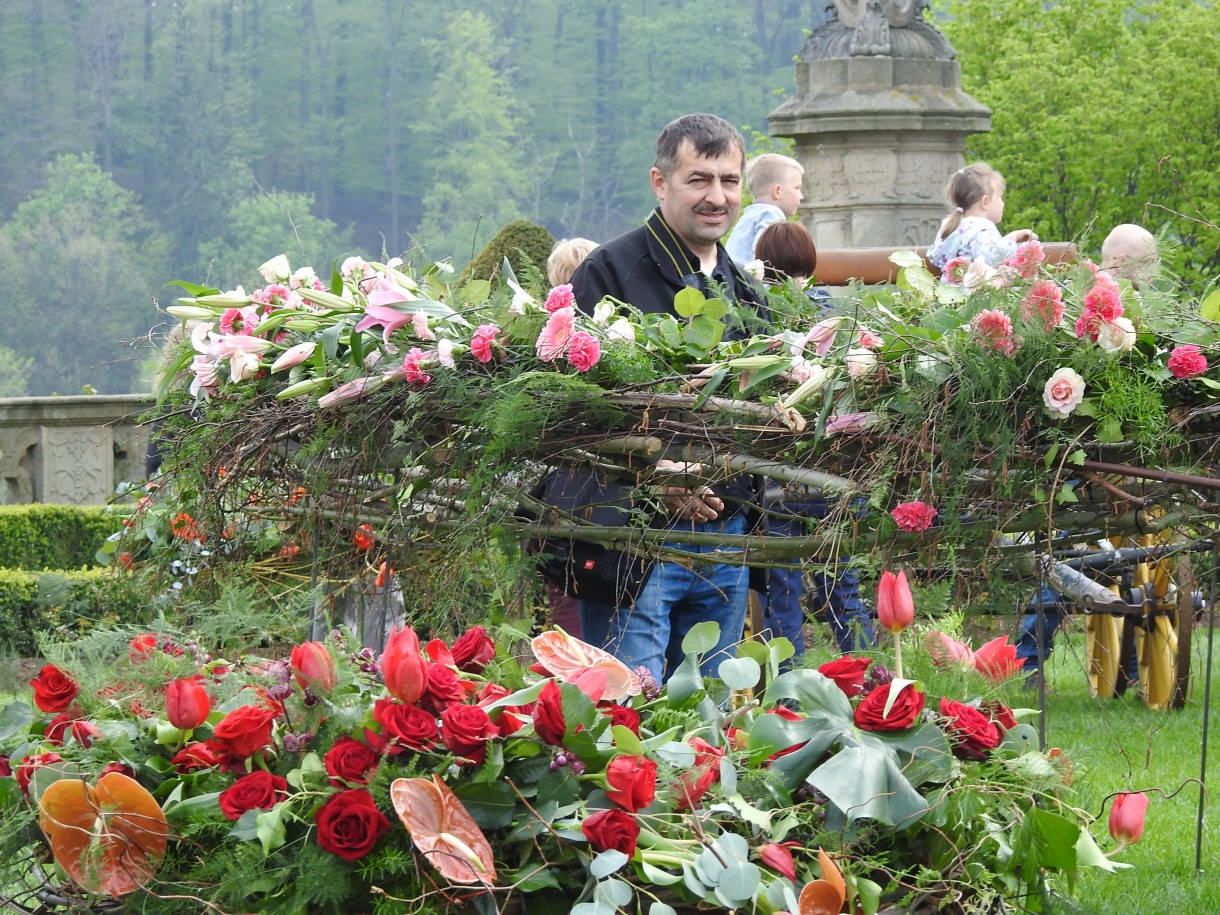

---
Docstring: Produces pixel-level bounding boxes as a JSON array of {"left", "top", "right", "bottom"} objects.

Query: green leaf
[
  {"left": 673, "top": 286, "right": 707, "bottom": 317},
  {"left": 612, "top": 724, "right": 645, "bottom": 756},
  {"left": 640, "top": 862, "right": 684, "bottom": 887},
  {"left": 1073, "top": 398, "right": 1098, "bottom": 418},
  {"left": 717, "top": 656, "right": 761, "bottom": 690},
  {"left": 685, "top": 314, "right": 725, "bottom": 356},
  {"left": 1055, "top": 483, "right": 1079, "bottom": 504},
  {"left": 590, "top": 849, "right": 629, "bottom": 879},
  {"left": 682, "top": 620, "right": 721, "bottom": 655},
  {"left": 1097, "top": 416, "right": 1124, "bottom": 443},
  {"left": 1068, "top": 449, "right": 1087, "bottom": 465},
  {"left": 0, "top": 701, "right": 34, "bottom": 741},
  {"left": 807, "top": 745, "right": 929, "bottom": 827},
  {"left": 454, "top": 780, "right": 516, "bottom": 829},
  {"left": 256, "top": 803, "right": 288, "bottom": 855},
  {"left": 701, "top": 299, "right": 728, "bottom": 322},
  {"left": 1042, "top": 443, "right": 1060, "bottom": 468},
  {"left": 716, "top": 861, "right": 762, "bottom": 904},
  {"left": 1200, "top": 289, "right": 1220, "bottom": 323}
]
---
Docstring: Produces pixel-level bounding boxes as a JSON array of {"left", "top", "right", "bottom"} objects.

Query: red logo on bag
[{"left": 584, "top": 560, "right": 596, "bottom": 570}]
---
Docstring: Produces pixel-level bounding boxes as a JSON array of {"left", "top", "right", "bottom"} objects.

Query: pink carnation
[
  {"left": 1167, "top": 344, "right": 1208, "bottom": 379},
  {"left": 1082, "top": 284, "right": 1123, "bottom": 323},
  {"left": 411, "top": 311, "right": 435, "bottom": 341},
  {"left": 1021, "top": 280, "right": 1064, "bottom": 332},
  {"left": 543, "top": 284, "right": 576, "bottom": 313},
  {"left": 403, "top": 347, "right": 431, "bottom": 385},
  {"left": 470, "top": 324, "right": 501, "bottom": 363},
  {"left": 971, "top": 309, "right": 1018, "bottom": 357},
  {"left": 1003, "top": 239, "right": 1046, "bottom": 279},
  {"left": 536, "top": 306, "right": 576, "bottom": 362},
  {"left": 220, "top": 306, "right": 261, "bottom": 336},
  {"left": 941, "top": 257, "right": 971, "bottom": 286},
  {"left": 857, "top": 328, "right": 884, "bottom": 349},
  {"left": 566, "top": 331, "right": 601, "bottom": 372},
  {"left": 1074, "top": 310, "right": 1104, "bottom": 342},
  {"left": 891, "top": 500, "right": 937, "bottom": 533},
  {"left": 251, "top": 284, "right": 303, "bottom": 310}
]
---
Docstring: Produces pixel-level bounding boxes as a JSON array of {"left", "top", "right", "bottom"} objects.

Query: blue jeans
[
  {"left": 1017, "top": 586, "right": 1138, "bottom": 683},
  {"left": 579, "top": 513, "right": 749, "bottom": 683},
  {"left": 762, "top": 499, "right": 875, "bottom": 656}
]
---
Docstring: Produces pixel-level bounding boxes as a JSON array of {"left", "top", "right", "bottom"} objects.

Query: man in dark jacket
[{"left": 566, "top": 113, "right": 766, "bottom": 684}]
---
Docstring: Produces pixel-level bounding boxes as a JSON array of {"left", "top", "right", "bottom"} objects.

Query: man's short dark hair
[{"left": 654, "top": 113, "right": 745, "bottom": 177}]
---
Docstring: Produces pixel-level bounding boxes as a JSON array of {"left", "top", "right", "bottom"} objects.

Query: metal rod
[{"left": 1195, "top": 537, "right": 1216, "bottom": 872}]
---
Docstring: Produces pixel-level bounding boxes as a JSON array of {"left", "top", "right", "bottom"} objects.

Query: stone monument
[{"left": 768, "top": 0, "right": 991, "bottom": 249}]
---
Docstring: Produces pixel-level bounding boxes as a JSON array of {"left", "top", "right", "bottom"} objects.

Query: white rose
[
  {"left": 1096, "top": 316, "right": 1136, "bottom": 353},
  {"left": 607, "top": 317, "right": 636, "bottom": 343},
  {"left": 437, "top": 338, "right": 456, "bottom": 369},
  {"left": 1043, "top": 367, "right": 1086, "bottom": 416},
  {"left": 259, "top": 255, "right": 291, "bottom": 283},
  {"left": 743, "top": 259, "right": 766, "bottom": 282},
  {"left": 592, "top": 301, "right": 615, "bottom": 326},
  {"left": 845, "top": 346, "right": 880, "bottom": 379}
]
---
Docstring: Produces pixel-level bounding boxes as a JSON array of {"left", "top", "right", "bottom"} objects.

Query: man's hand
[{"left": 655, "top": 460, "right": 723, "bottom": 522}]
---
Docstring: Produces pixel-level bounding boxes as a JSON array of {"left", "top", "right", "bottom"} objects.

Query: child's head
[
  {"left": 754, "top": 220, "right": 817, "bottom": 285},
  {"left": 745, "top": 154, "right": 805, "bottom": 217},
  {"left": 1101, "top": 224, "right": 1159, "bottom": 285},
  {"left": 938, "top": 162, "right": 1005, "bottom": 238},
  {"left": 547, "top": 237, "right": 598, "bottom": 287}
]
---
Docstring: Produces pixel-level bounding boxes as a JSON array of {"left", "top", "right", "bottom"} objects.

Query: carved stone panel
[
  {"left": 40, "top": 425, "right": 113, "bottom": 506},
  {"left": 845, "top": 150, "right": 898, "bottom": 202}
]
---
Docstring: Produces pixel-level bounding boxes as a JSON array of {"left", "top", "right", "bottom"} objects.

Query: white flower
[
  {"left": 1096, "top": 317, "right": 1136, "bottom": 353},
  {"left": 437, "top": 338, "right": 456, "bottom": 369},
  {"left": 507, "top": 277, "right": 535, "bottom": 315},
  {"left": 607, "top": 318, "right": 636, "bottom": 343},
  {"left": 259, "top": 255, "right": 291, "bottom": 283},
  {"left": 229, "top": 351, "right": 261, "bottom": 383},
  {"left": 291, "top": 267, "right": 320, "bottom": 290},
  {"left": 592, "top": 301, "right": 615, "bottom": 326},
  {"left": 412, "top": 311, "right": 436, "bottom": 341},
  {"left": 845, "top": 346, "right": 880, "bottom": 379},
  {"left": 341, "top": 256, "right": 372, "bottom": 281},
  {"left": 1044, "top": 367, "right": 1086, "bottom": 417},
  {"left": 962, "top": 258, "right": 1000, "bottom": 293},
  {"left": 270, "top": 341, "right": 317, "bottom": 373},
  {"left": 433, "top": 260, "right": 455, "bottom": 275},
  {"left": 743, "top": 259, "right": 766, "bottom": 282}
]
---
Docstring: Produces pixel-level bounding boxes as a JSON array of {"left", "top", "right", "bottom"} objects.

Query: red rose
[
  {"left": 818, "top": 656, "right": 873, "bottom": 699},
  {"left": 0, "top": 756, "right": 11, "bottom": 777},
  {"left": 673, "top": 737, "right": 723, "bottom": 811},
  {"left": 983, "top": 700, "right": 1019, "bottom": 731},
  {"left": 600, "top": 702, "right": 641, "bottom": 736},
  {"left": 47, "top": 714, "right": 102, "bottom": 747},
  {"left": 605, "top": 755, "right": 657, "bottom": 812},
  {"left": 440, "top": 704, "right": 498, "bottom": 764},
  {"left": 371, "top": 698, "right": 438, "bottom": 753},
  {"left": 29, "top": 664, "right": 79, "bottom": 713},
  {"left": 165, "top": 677, "right": 212, "bottom": 730},
  {"left": 451, "top": 626, "right": 496, "bottom": 673},
  {"left": 16, "top": 752, "right": 62, "bottom": 794},
  {"left": 581, "top": 808, "right": 640, "bottom": 857},
  {"left": 172, "top": 742, "right": 222, "bottom": 772},
  {"left": 533, "top": 680, "right": 567, "bottom": 745},
  {"left": 939, "top": 698, "right": 1002, "bottom": 760},
  {"left": 421, "top": 664, "right": 470, "bottom": 713},
  {"left": 324, "top": 735, "right": 380, "bottom": 786},
  {"left": 219, "top": 770, "right": 289, "bottom": 820},
  {"left": 853, "top": 683, "right": 925, "bottom": 732},
  {"left": 99, "top": 762, "right": 136, "bottom": 779},
  {"left": 315, "top": 789, "right": 391, "bottom": 861},
  {"left": 211, "top": 704, "right": 276, "bottom": 760}
]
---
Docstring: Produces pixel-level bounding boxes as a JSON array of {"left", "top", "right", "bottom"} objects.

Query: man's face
[{"left": 650, "top": 140, "right": 744, "bottom": 256}]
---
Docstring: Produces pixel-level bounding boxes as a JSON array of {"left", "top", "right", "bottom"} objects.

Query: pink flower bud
[
  {"left": 1109, "top": 791, "right": 1148, "bottom": 845},
  {"left": 876, "top": 570, "right": 914, "bottom": 634},
  {"left": 291, "top": 641, "right": 337, "bottom": 692},
  {"left": 165, "top": 677, "right": 211, "bottom": 730},
  {"left": 380, "top": 626, "right": 428, "bottom": 704}
]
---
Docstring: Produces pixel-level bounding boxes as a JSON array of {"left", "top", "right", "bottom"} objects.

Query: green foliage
[
  {"left": 460, "top": 219, "right": 557, "bottom": 284},
  {"left": 937, "top": 0, "right": 1220, "bottom": 289},
  {"left": 0, "top": 341, "right": 31, "bottom": 397},
  {"left": 196, "top": 191, "right": 354, "bottom": 290},
  {"left": 0, "top": 568, "right": 147, "bottom": 656},
  {"left": 0, "top": 504, "right": 116, "bottom": 570}
]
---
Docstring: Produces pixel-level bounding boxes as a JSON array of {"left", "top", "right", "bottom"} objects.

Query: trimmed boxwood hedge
[
  {"left": 0, "top": 568, "right": 147, "bottom": 657},
  {"left": 0, "top": 505, "right": 118, "bottom": 571}
]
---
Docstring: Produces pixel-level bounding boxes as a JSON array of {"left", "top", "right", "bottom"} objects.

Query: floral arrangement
[{"left": 0, "top": 605, "right": 1143, "bottom": 915}]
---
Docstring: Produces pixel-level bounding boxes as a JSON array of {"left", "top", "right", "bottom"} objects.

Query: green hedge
[
  {"left": 0, "top": 505, "right": 118, "bottom": 571},
  {"left": 0, "top": 568, "right": 147, "bottom": 657}
]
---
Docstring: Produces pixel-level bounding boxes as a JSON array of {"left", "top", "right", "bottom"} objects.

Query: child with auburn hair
[
  {"left": 725, "top": 153, "right": 804, "bottom": 266},
  {"left": 926, "top": 163, "right": 1035, "bottom": 271}
]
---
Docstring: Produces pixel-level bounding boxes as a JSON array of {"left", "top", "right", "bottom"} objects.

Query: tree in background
[
  {"left": 0, "top": 345, "right": 32, "bottom": 398},
  {"left": 938, "top": 0, "right": 1220, "bottom": 287},
  {"left": 195, "top": 191, "right": 354, "bottom": 290},
  {"left": 0, "top": 155, "right": 170, "bottom": 395}
]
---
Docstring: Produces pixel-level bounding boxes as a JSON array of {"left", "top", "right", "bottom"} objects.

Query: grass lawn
[{"left": 1024, "top": 615, "right": 1220, "bottom": 914}]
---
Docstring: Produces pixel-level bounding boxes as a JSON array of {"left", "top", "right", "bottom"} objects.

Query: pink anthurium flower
[
  {"left": 270, "top": 341, "right": 317, "bottom": 373},
  {"left": 1108, "top": 791, "right": 1148, "bottom": 846},
  {"left": 876, "top": 570, "right": 914, "bottom": 634}
]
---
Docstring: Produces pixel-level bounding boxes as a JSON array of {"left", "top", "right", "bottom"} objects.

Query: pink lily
[
  {"left": 354, "top": 302, "right": 415, "bottom": 347},
  {"left": 270, "top": 341, "right": 317, "bottom": 373}
]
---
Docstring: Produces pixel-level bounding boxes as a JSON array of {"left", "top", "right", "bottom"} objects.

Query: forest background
[{"left": 0, "top": 0, "right": 1215, "bottom": 398}]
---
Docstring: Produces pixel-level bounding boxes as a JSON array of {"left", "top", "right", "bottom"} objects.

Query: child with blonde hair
[
  {"left": 725, "top": 153, "right": 804, "bottom": 265},
  {"left": 926, "top": 163, "right": 1035, "bottom": 271},
  {"left": 547, "top": 237, "right": 598, "bottom": 287}
]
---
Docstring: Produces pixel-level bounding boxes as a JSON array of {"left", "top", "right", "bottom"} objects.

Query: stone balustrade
[{"left": 0, "top": 395, "right": 152, "bottom": 505}]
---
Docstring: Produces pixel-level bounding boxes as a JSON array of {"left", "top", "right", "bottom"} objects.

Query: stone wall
[{"left": 0, "top": 395, "right": 152, "bottom": 505}]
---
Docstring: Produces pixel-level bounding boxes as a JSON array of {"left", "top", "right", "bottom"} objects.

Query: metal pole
[
  {"left": 1035, "top": 569, "right": 1048, "bottom": 751},
  {"left": 1195, "top": 537, "right": 1216, "bottom": 873}
]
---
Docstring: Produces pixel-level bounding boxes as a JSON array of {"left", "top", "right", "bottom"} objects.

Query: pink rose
[
  {"left": 971, "top": 309, "right": 1018, "bottom": 357},
  {"left": 1021, "top": 279, "right": 1064, "bottom": 331},
  {"left": 536, "top": 306, "right": 576, "bottom": 362},
  {"left": 890, "top": 500, "right": 937, "bottom": 533},
  {"left": 1043, "top": 367, "right": 1086, "bottom": 416},
  {"left": 1167, "top": 344, "right": 1208, "bottom": 379},
  {"left": 469, "top": 324, "right": 501, "bottom": 363},
  {"left": 543, "top": 284, "right": 576, "bottom": 313},
  {"left": 566, "top": 331, "right": 601, "bottom": 372}
]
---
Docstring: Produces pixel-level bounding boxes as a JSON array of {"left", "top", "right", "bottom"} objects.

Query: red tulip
[
  {"left": 759, "top": 842, "right": 797, "bottom": 881},
  {"left": 1109, "top": 792, "right": 1148, "bottom": 846},
  {"left": 973, "top": 636, "right": 1023, "bottom": 682},
  {"left": 381, "top": 626, "right": 428, "bottom": 704},
  {"left": 165, "top": 677, "right": 211, "bottom": 730},
  {"left": 291, "top": 641, "right": 337, "bottom": 692},
  {"left": 876, "top": 570, "right": 914, "bottom": 634}
]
